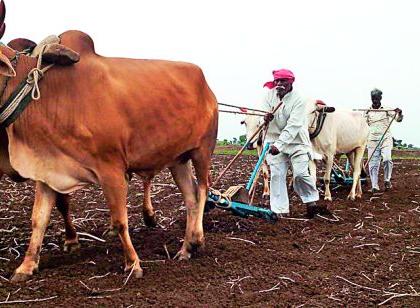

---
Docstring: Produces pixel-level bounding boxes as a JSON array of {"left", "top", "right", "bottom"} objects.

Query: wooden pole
[{"left": 353, "top": 108, "right": 397, "bottom": 112}]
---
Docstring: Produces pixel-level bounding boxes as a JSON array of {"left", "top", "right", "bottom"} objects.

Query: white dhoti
[
  {"left": 266, "top": 151, "right": 319, "bottom": 214},
  {"left": 367, "top": 140, "right": 393, "bottom": 189}
]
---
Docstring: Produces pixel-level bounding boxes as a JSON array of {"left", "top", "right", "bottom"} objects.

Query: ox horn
[{"left": 0, "top": 0, "right": 5, "bottom": 40}]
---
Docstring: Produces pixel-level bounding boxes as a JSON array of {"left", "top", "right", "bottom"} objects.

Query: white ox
[
  {"left": 306, "top": 100, "right": 368, "bottom": 200},
  {"left": 241, "top": 100, "right": 369, "bottom": 201}
]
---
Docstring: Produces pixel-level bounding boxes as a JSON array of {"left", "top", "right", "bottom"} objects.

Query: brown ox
[
  {"left": 1, "top": 37, "right": 160, "bottom": 245},
  {"left": 0, "top": 23, "right": 218, "bottom": 281}
]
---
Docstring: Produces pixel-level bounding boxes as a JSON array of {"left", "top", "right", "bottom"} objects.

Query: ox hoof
[
  {"left": 355, "top": 194, "right": 363, "bottom": 199},
  {"left": 102, "top": 227, "right": 119, "bottom": 238},
  {"left": 262, "top": 194, "right": 270, "bottom": 200},
  {"left": 63, "top": 241, "right": 81, "bottom": 253},
  {"left": 143, "top": 214, "right": 157, "bottom": 228},
  {"left": 10, "top": 272, "right": 32, "bottom": 283},
  {"left": 175, "top": 249, "right": 191, "bottom": 261},
  {"left": 133, "top": 268, "right": 144, "bottom": 279},
  {"left": 124, "top": 266, "right": 143, "bottom": 279},
  {"left": 324, "top": 196, "right": 333, "bottom": 202},
  {"left": 124, "top": 261, "right": 143, "bottom": 279},
  {"left": 347, "top": 195, "right": 356, "bottom": 201}
]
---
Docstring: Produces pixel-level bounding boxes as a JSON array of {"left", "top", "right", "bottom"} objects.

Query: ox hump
[{"left": 59, "top": 30, "right": 96, "bottom": 56}]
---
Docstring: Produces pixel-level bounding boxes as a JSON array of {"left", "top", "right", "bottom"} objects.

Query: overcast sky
[{"left": 4, "top": 0, "right": 420, "bottom": 146}]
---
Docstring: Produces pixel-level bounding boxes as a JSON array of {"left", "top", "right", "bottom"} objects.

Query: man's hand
[
  {"left": 269, "top": 144, "right": 280, "bottom": 155},
  {"left": 264, "top": 112, "right": 274, "bottom": 124},
  {"left": 395, "top": 108, "right": 402, "bottom": 114}
]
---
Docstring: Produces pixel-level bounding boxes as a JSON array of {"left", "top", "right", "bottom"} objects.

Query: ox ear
[
  {"left": 0, "top": 52, "right": 16, "bottom": 77},
  {"left": 7, "top": 38, "right": 37, "bottom": 53},
  {"left": 42, "top": 43, "right": 80, "bottom": 66}
]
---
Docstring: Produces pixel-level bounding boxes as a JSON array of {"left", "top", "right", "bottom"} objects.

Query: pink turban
[{"left": 263, "top": 69, "right": 295, "bottom": 89}]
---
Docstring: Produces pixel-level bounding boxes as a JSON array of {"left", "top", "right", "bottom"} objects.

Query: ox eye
[{"left": 240, "top": 121, "right": 245, "bottom": 125}]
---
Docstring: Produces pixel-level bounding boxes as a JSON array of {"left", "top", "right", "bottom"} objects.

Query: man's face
[
  {"left": 274, "top": 78, "right": 293, "bottom": 98},
  {"left": 371, "top": 95, "right": 382, "bottom": 109}
]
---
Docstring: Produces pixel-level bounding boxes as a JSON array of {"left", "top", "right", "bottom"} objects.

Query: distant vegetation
[
  {"left": 215, "top": 136, "right": 419, "bottom": 157},
  {"left": 393, "top": 138, "right": 418, "bottom": 150},
  {"left": 216, "top": 135, "right": 247, "bottom": 146},
  {"left": 218, "top": 136, "right": 417, "bottom": 149}
]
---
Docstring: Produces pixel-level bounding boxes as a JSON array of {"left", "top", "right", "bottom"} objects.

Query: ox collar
[
  {"left": 0, "top": 46, "right": 53, "bottom": 128},
  {"left": 309, "top": 109, "right": 327, "bottom": 140},
  {"left": 0, "top": 76, "right": 37, "bottom": 127}
]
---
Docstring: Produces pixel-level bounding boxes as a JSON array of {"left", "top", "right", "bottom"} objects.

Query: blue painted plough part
[
  {"left": 246, "top": 142, "right": 270, "bottom": 191},
  {"left": 207, "top": 141, "right": 277, "bottom": 222},
  {"left": 328, "top": 161, "right": 367, "bottom": 186},
  {"left": 206, "top": 190, "right": 277, "bottom": 222}
]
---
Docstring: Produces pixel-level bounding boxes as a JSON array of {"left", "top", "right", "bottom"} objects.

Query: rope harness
[{"left": 0, "top": 45, "right": 53, "bottom": 127}]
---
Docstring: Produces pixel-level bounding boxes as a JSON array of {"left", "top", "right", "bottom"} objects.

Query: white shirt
[
  {"left": 365, "top": 106, "right": 403, "bottom": 147},
  {"left": 261, "top": 88, "right": 312, "bottom": 156}
]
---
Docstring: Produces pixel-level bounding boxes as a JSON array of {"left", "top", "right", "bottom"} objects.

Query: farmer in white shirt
[
  {"left": 365, "top": 88, "right": 403, "bottom": 192},
  {"left": 262, "top": 69, "right": 325, "bottom": 218}
]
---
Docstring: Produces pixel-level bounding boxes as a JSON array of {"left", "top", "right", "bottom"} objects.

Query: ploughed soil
[{"left": 0, "top": 154, "right": 419, "bottom": 307}]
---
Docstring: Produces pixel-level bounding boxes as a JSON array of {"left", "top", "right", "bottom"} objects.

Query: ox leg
[
  {"left": 188, "top": 149, "right": 211, "bottom": 252},
  {"left": 261, "top": 160, "right": 270, "bottom": 199},
  {"left": 323, "top": 154, "right": 334, "bottom": 201},
  {"left": 257, "top": 145, "right": 270, "bottom": 199},
  {"left": 101, "top": 172, "right": 142, "bottom": 278},
  {"left": 348, "top": 147, "right": 365, "bottom": 200},
  {"left": 142, "top": 177, "right": 157, "bottom": 227},
  {"left": 11, "top": 182, "right": 57, "bottom": 282},
  {"left": 170, "top": 162, "right": 200, "bottom": 260},
  {"left": 56, "top": 193, "right": 80, "bottom": 253},
  {"left": 346, "top": 152, "right": 362, "bottom": 198}
]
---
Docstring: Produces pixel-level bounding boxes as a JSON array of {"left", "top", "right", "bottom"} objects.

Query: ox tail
[{"left": 360, "top": 160, "right": 367, "bottom": 179}]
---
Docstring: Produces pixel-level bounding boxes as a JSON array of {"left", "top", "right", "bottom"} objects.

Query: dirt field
[{"left": 0, "top": 154, "right": 419, "bottom": 307}]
